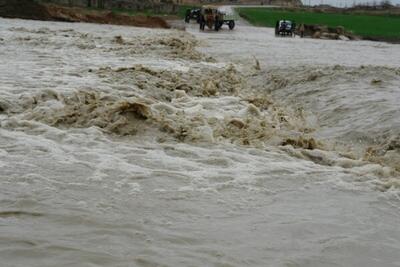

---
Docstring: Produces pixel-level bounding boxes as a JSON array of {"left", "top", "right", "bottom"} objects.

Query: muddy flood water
[{"left": 1, "top": 17, "right": 400, "bottom": 267}]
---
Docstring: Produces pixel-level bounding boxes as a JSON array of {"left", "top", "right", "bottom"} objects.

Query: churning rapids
[{"left": 0, "top": 16, "right": 400, "bottom": 267}]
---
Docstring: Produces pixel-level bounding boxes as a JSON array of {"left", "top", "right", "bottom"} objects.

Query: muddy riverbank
[{"left": 0, "top": 1, "right": 170, "bottom": 28}]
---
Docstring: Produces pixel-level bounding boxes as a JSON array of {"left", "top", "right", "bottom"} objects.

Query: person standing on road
[{"left": 299, "top": 23, "right": 305, "bottom": 38}]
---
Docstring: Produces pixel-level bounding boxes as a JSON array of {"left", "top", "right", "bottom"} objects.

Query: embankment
[{"left": 0, "top": 0, "right": 169, "bottom": 28}]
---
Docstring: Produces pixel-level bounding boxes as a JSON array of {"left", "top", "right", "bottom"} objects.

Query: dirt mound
[
  {"left": 0, "top": 0, "right": 169, "bottom": 29},
  {"left": 301, "top": 24, "right": 359, "bottom": 40},
  {"left": 45, "top": 5, "right": 169, "bottom": 28},
  {"left": 0, "top": 0, "right": 53, "bottom": 20}
]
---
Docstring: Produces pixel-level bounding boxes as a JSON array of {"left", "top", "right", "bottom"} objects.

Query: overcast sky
[{"left": 302, "top": 0, "right": 400, "bottom": 7}]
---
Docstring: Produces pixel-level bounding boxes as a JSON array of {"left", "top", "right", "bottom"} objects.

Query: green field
[
  {"left": 237, "top": 8, "right": 400, "bottom": 39},
  {"left": 176, "top": 5, "right": 199, "bottom": 19}
]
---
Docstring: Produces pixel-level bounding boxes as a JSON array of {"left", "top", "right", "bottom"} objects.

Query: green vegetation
[
  {"left": 237, "top": 8, "right": 400, "bottom": 38},
  {"left": 85, "top": 6, "right": 143, "bottom": 16},
  {"left": 176, "top": 5, "right": 199, "bottom": 19},
  {"left": 109, "top": 8, "right": 152, "bottom": 17},
  {"left": 111, "top": 8, "right": 168, "bottom": 17}
]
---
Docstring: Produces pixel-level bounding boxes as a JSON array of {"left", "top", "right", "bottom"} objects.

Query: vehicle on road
[
  {"left": 185, "top": 8, "right": 201, "bottom": 23},
  {"left": 199, "top": 6, "right": 235, "bottom": 31},
  {"left": 275, "top": 20, "right": 296, "bottom": 37}
]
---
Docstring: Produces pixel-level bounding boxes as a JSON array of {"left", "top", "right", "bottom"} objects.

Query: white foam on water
[{"left": 0, "top": 17, "right": 400, "bottom": 267}]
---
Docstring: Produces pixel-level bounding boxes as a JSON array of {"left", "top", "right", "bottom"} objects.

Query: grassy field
[
  {"left": 176, "top": 5, "right": 198, "bottom": 19},
  {"left": 237, "top": 8, "right": 400, "bottom": 39}
]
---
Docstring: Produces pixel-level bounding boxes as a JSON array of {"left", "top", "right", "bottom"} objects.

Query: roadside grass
[
  {"left": 177, "top": 5, "right": 199, "bottom": 19},
  {"left": 237, "top": 8, "right": 400, "bottom": 39}
]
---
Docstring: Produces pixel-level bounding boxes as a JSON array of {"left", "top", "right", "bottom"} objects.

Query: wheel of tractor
[{"left": 228, "top": 20, "right": 235, "bottom": 30}]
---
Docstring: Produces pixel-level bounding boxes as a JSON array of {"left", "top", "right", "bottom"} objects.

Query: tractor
[
  {"left": 275, "top": 20, "right": 296, "bottom": 37},
  {"left": 184, "top": 8, "right": 201, "bottom": 23},
  {"left": 199, "top": 6, "right": 235, "bottom": 31}
]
